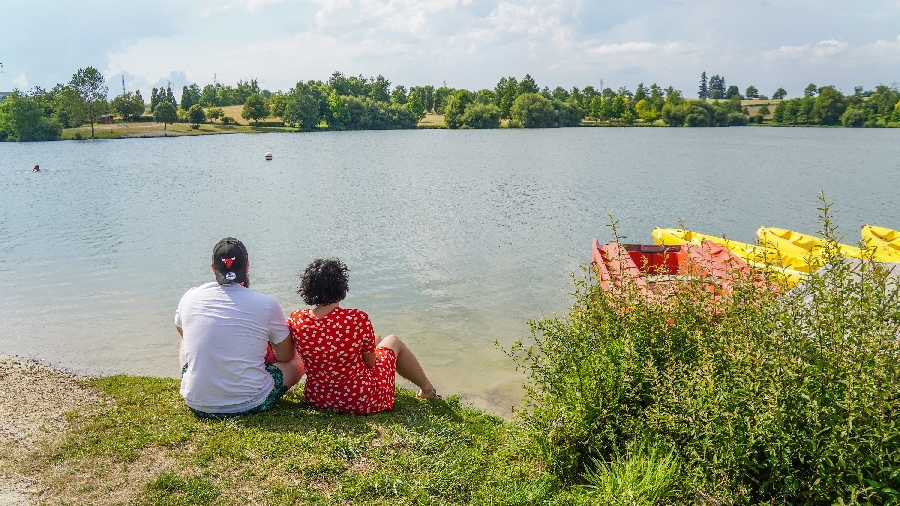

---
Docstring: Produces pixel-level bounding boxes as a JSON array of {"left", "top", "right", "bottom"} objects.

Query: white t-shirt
[{"left": 175, "top": 282, "right": 290, "bottom": 413}]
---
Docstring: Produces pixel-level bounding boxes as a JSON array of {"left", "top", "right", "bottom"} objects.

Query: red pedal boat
[{"left": 591, "top": 239, "right": 750, "bottom": 298}]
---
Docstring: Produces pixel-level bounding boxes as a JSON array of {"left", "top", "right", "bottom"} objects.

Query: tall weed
[{"left": 509, "top": 200, "right": 900, "bottom": 504}]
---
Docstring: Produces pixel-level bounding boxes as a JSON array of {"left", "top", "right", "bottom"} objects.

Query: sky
[{"left": 1, "top": 0, "right": 899, "bottom": 100}]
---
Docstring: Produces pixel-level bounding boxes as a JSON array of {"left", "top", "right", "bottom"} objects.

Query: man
[{"left": 175, "top": 237, "right": 304, "bottom": 418}]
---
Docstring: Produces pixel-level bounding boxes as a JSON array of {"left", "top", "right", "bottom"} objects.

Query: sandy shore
[{"left": 0, "top": 355, "right": 106, "bottom": 505}]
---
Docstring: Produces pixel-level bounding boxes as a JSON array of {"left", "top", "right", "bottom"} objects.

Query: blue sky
[{"left": 1, "top": 0, "right": 899, "bottom": 99}]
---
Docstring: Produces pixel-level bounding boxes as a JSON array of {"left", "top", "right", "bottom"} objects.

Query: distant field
[
  {"left": 419, "top": 112, "right": 445, "bottom": 127},
  {"left": 60, "top": 120, "right": 289, "bottom": 140},
  {"left": 219, "top": 105, "right": 281, "bottom": 125}
]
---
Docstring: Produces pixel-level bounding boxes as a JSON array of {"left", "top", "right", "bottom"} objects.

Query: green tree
[
  {"left": 150, "top": 87, "right": 158, "bottom": 112},
  {"left": 235, "top": 79, "right": 260, "bottom": 105},
  {"left": 511, "top": 93, "right": 556, "bottom": 128},
  {"left": 51, "top": 86, "right": 86, "bottom": 128},
  {"left": 804, "top": 83, "right": 818, "bottom": 97},
  {"left": 698, "top": 72, "right": 708, "bottom": 99},
  {"left": 283, "top": 83, "right": 322, "bottom": 130},
  {"left": 390, "top": 85, "right": 408, "bottom": 105},
  {"left": 755, "top": 104, "right": 770, "bottom": 123},
  {"left": 661, "top": 103, "right": 687, "bottom": 126},
  {"left": 519, "top": 74, "right": 539, "bottom": 95},
  {"left": 181, "top": 84, "right": 201, "bottom": 111},
  {"left": 165, "top": 86, "right": 177, "bottom": 107},
  {"left": 606, "top": 95, "right": 626, "bottom": 119},
  {"left": 725, "top": 85, "right": 741, "bottom": 99},
  {"left": 206, "top": 106, "right": 223, "bottom": 122},
  {"left": 200, "top": 85, "right": 218, "bottom": 106},
  {"left": 188, "top": 104, "right": 206, "bottom": 127},
  {"left": 369, "top": 75, "right": 391, "bottom": 102},
  {"left": 406, "top": 91, "right": 425, "bottom": 121},
  {"left": 708, "top": 75, "right": 725, "bottom": 99},
  {"left": 152, "top": 101, "right": 177, "bottom": 130},
  {"left": 588, "top": 96, "right": 603, "bottom": 119},
  {"left": 773, "top": 101, "right": 786, "bottom": 123},
  {"left": 634, "top": 99, "right": 659, "bottom": 123},
  {"left": 841, "top": 107, "right": 866, "bottom": 127},
  {"left": 443, "top": 90, "right": 472, "bottom": 129},
  {"left": 0, "top": 91, "right": 62, "bottom": 141},
  {"left": 69, "top": 66, "right": 108, "bottom": 138},
  {"left": 633, "top": 83, "right": 647, "bottom": 103},
  {"left": 554, "top": 100, "right": 582, "bottom": 127},
  {"left": 432, "top": 86, "right": 454, "bottom": 114},
  {"left": 551, "top": 86, "right": 570, "bottom": 101},
  {"left": 812, "top": 86, "right": 846, "bottom": 125},
  {"left": 269, "top": 92, "right": 288, "bottom": 118},
  {"left": 110, "top": 91, "right": 144, "bottom": 120},
  {"left": 241, "top": 93, "right": 269, "bottom": 125},
  {"left": 745, "top": 85, "right": 759, "bottom": 98},
  {"left": 684, "top": 104, "right": 711, "bottom": 126},
  {"left": 459, "top": 103, "right": 501, "bottom": 129},
  {"left": 326, "top": 90, "right": 350, "bottom": 130},
  {"left": 495, "top": 76, "right": 519, "bottom": 118}
]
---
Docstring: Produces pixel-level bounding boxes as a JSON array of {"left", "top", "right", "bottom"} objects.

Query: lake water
[{"left": 1, "top": 127, "right": 898, "bottom": 416}]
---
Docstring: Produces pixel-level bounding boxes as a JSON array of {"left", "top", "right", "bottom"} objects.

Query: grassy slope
[{"left": 19, "top": 376, "right": 571, "bottom": 505}]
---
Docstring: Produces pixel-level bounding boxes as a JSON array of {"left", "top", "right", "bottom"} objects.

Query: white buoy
[{"left": 264, "top": 152, "right": 273, "bottom": 161}]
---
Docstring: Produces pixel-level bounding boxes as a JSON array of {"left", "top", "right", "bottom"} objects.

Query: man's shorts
[{"left": 181, "top": 364, "right": 290, "bottom": 419}]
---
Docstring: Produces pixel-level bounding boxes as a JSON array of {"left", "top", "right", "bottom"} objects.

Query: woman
[{"left": 287, "top": 258, "right": 438, "bottom": 414}]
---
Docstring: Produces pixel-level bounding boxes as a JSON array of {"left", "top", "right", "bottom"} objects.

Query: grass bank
[{"left": 10, "top": 376, "right": 590, "bottom": 505}]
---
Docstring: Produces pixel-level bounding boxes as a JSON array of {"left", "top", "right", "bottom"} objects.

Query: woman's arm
[{"left": 362, "top": 351, "right": 376, "bottom": 368}]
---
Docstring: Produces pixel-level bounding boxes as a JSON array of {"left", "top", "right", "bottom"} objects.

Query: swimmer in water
[{"left": 32, "top": 165, "right": 40, "bottom": 172}]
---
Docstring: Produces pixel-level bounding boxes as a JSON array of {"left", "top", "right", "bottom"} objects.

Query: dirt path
[{"left": 0, "top": 355, "right": 106, "bottom": 505}]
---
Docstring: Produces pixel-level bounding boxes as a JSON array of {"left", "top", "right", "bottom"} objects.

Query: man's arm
[
  {"left": 176, "top": 327, "right": 185, "bottom": 368},
  {"left": 270, "top": 337, "right": 296, "bottom": 363}
]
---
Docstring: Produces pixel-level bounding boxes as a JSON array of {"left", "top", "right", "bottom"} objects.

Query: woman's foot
[{"left": 417, "top": 386, "right": 441, "bottom": 400}]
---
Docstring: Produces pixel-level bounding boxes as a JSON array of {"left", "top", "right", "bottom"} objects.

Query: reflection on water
[{"left": 1, "top": 128, "right": 899, "bottom": 416}]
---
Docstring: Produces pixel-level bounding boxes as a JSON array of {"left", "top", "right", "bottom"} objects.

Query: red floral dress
[{"left": 287, "top": 307, "right": 396, "bottom": 414}]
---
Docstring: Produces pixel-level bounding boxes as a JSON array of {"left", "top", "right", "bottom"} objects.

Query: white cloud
[
  {"left": 762, "top": 36, "right": 900, "bottom": 67},
  {"left": 13, "top": 74, "right": 28, "bottom": 89},
  {"left": 38, "top": 0, "right": 900, "bottom": 97}
]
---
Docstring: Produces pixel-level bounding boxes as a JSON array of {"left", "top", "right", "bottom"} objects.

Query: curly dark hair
[{"left": 298, "top": 258, "right": 349, "bottom": 306}]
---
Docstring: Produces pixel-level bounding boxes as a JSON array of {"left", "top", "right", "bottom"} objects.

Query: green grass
[{"left": 17, "top": 376, "right": 582, "bottom": 505}]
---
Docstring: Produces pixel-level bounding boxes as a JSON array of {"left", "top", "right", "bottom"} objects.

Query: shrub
[
  {"left": 841, "top": 107, "right": 866, "bottom": 127},
  {"left": 554, "top": 100, "right": 583, "bottom": 127},
  {"left": 509, "top": 201, "right": 900, "bottom": 504},
  {"left": 0, "top": 91, "right": 63, "bottom": 141},
  {"left": 206, "top": 106, "right": 223, "bottom": 122},
  {"left": 188, "top": 104, "right": 206, "bottom": 127},
  {"left": 660, "top": 103, "right": 686, "bottom": 126},
  {"left": 459, "top": 103, "right": 501, "bottom": 129},
  {"left": 727, "top": 111, "right": 748, "bottom": 126},
  {"left": 511, "top": 93, "right": 556, "bottom": 128},
  {"left": 221, "top": 116, "right": 235, "bottom": 125}
]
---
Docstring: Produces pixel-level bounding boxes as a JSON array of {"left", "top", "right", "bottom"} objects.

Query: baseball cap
[{"left": 212, "top": 237, "right": 248, "bottom": 285}]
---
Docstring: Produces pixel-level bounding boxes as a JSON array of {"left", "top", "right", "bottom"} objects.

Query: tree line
[{"left": 3, "top": 66, "right": 900, "bottom": 141}]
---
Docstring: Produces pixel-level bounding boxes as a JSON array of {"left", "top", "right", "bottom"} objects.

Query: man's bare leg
[{"left": 271, "top": 353, "right": 305, "bottom": 388}]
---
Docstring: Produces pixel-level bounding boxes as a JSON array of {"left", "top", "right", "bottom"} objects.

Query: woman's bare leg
[{"left": 377, "top": 334, "right": 438, "bottom": 399}]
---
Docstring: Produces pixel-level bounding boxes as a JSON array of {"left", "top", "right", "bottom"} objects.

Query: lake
[{"left": 1, "top": 127, "right": 898, "bottom": 416}]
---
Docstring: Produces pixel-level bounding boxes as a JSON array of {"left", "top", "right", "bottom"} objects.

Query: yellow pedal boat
[
  {"left": 757, "top": 227, "right": 873, "bottom": 264},
  {"left": 652, "top": 228, "right": 808, "bottom": 287},
  {"left": 861, "top": 225, "right": 900, "bottom": 261}
]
